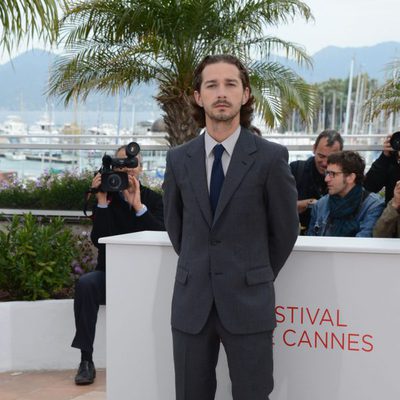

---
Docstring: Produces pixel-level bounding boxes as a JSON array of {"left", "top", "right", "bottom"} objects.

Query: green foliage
[
  {"left": 0, "top": 214, "right": 78, "bottom": 301},
  {"left": 0, "top": 169, "right": 93, "bottom": 210},
  {"left": 71, "top": 230, "right": 97, "bottom": 276},
  {"left": 0, "top": 0, "right": 60, "bottom": 53},
  {"left": 364, "top": 61, "right": 400, "bottom": 120},
  {"left": 49, "top": 0, "right": 317, "bottom": 145}
]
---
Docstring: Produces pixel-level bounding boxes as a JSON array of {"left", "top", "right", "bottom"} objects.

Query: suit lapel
[
  {"left": 184, "top": 135, "right": 213, "bottom": 227},
  {"left": 213, "top": 129, "right": 257, "bottom": 224}
]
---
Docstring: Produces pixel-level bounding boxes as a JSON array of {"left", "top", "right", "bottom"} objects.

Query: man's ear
[
  {"left": 194, "top": 91, "right": 203, "bottom": 107},
  {"left": 347, "top": 172, "right": 356, "bottom": 184}
]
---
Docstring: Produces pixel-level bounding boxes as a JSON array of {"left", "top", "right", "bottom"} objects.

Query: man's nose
[{"left": 216, "top": 86, "right": 227, "bottom": 98}]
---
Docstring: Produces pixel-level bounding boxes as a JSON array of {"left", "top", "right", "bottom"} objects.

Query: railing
[{"left": 0, "top": 132, "right": 387, "bottom": 182}]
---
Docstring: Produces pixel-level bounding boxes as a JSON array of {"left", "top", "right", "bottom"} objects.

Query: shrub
[
  {"left": 71, "top": 230, "right": 97, "bottom": 276},
  {"left": 0, "top": 168, "right": 163, "bottom": 210},
  {"left": 0, "top": 213, "right": 96, "bottom": 301},
  {"left": 0, "top": 169, "right": 93, "bottom": 210}
]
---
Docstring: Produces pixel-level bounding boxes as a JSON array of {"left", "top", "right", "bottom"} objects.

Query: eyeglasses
[{"left": 324, "top": 170, "right": 345, "bottom": 178}]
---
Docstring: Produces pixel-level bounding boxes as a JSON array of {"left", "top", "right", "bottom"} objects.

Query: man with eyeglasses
[
  {"left": 307, "top": 150, "right": 384, "bottom": 237},
  {"left": 72, "top": 145, "right": 165, "bottom": 385},
  {"left": 290, "top": 130, "right": 343, "bottom": 234}
]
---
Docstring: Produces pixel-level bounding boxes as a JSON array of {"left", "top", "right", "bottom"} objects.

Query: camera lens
[
  {"left": 126, "top": 142, "right": 140, "bottom": 157},
  {"left": 390, "top": 131, "right": 400, "bottom": 151},
  {"left": 107, "top": 173, "right": 122, "bottom": 190}
]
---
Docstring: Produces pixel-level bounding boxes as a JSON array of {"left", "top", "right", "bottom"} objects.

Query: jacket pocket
[
  {"left": 246, "top": 267, "right": 275, "bottom": 286},
  {"left": 175, "top": 267, "right": 189, "bottom": 285}
]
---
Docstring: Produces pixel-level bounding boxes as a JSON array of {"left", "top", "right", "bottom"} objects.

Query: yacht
[
  {"left": 0, "top": 115, "right": 28, "bottom": 135},
  {"left": 4, "top": 151, "right": 26, "bottom": 161}
]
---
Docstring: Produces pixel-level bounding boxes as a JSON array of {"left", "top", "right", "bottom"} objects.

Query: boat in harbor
[
  {"left": 25, "top": 149, "right": 76, "bottom": 164},
  {"left": 28, "top": 113, "right": 60, "bottom": 144},
  {"left": 0, "top": 115, "right": 28, "bottom": 135},
  {"left": 4, "top": 151, "right": 26, "bottom": 161}
]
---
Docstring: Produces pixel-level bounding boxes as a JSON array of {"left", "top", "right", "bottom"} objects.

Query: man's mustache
[{"left": 212, "top": 100, "right": 231, "bottom": 107}]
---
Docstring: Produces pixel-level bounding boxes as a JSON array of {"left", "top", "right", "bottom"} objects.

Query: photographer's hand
[
  {"left": 392, "top": 181, "right": 400, "bottom": 210},
  {"left": 297, "top": 198, "right": 316, "bottom": 214},
  {"left": 92, "top": 173, "right": 108, "bottom": 205},
  {"left": 383, "top": 135, "right": 393, "bottom": 157},
  {"left": 123, "top": 175, "right": 144, "bottom": 213}
]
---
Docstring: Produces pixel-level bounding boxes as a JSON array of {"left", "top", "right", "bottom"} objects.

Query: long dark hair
[{"left": 191, "top": 54, "right": 255, "bottom": 128}]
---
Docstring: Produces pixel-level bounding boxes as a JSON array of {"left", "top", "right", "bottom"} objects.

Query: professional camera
[
  {"left": 99, "top": 142, "right": 141, "bottom": 192},
  {"left": 390, "top": 131, "right": 400, "bottom": 151}
]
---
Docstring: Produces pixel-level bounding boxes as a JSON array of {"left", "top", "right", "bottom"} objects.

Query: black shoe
[{"left": 75, "top": 360, "right": 96, "bottom": 385}]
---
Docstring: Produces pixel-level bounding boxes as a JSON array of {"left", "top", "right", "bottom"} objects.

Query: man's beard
[{"left": 206, "top": 102, "right": 241, "bottom": 123}]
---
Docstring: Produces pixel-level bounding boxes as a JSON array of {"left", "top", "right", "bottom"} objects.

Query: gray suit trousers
[{"left": 172, "top": 305, "right": 273, "bottom": 400}]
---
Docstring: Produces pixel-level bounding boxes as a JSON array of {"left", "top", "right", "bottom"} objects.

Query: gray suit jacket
[{"left": 163, "top": 128, "right": 298, "bottom": 335}]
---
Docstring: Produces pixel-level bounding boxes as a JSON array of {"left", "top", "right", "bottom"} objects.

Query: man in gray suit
[{"left": 163, "top": 54, "right": 299, "bottom": 400}]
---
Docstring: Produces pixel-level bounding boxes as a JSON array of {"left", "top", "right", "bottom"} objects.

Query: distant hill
[
  {"left": 0, "top": 42, "right": 400, "bottom": 111},
  {"left": 277, "top": 41, "right": 400, "bottom": 82},
  {"left": 0, "top": 49, "right": 158, "bottom": 111}
]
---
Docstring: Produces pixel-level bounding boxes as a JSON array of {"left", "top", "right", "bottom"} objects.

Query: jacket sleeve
[
  {"left": 306, "top": 203, "right": 318, "bottom": 236},
  {"left": 265, "top": 145, "right": 299, "bottom": 278},
  {"left": 162, "top": 149, "right": 183, "bottom": 255},
  {"left": 364, "top": 152, "right": 392, "bottom": 193},
  {"left": 356, "top": 197, "right": 385, "bottom": 237},
  {"left": 134, "top": 188, "right": 165, "bottom": 232},
  {"left": 90, "top": 206, "right": 116, "bottom": 248},
  {"left": 373, "top": 201, "right": 400, "bottom": 237}
]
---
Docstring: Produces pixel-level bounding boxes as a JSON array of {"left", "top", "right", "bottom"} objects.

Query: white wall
[
  {"left": 0, "top": 299, "right": 106, "bottom": 372},
  {"left": 102, "top": 232, "right": 400, "bottom": 400}
]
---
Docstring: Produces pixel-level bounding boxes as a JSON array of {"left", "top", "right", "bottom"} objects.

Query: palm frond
[
  {"left": 49, "top": 0, "right": 316, "bottom": 144},
  {"left": 0, "top": 0, "right": 60, "bottom": 52}
]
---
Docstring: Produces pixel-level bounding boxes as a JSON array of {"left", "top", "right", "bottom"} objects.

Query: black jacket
[
  {"left": 290, "top": 156, "right": 327, "bottom": 232},
  {"left": 91, "top": 185, "right": 165, "bottom": 271},
  {"left": 364, "top": 152, "right": 400, "bottom": 204}
]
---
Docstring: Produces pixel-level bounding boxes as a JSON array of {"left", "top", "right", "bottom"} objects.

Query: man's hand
[
  {"left": 92, "top": 173, "right": 108, "bottom": 205},
  {"left": 297, "top": 198, "right": 317, "bottom": 214},
  {"left": 392, "top": 180, "right": 400, "bottom": 210},
  {"left": 123, "top": 175, "right": 144, "bottom": 212},
  {"left": 383, "top": 135, "right": 393, "bottom": 157}
]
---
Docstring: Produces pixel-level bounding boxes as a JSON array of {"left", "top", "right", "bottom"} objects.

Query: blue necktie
[{"left": 210, "top": 144, "right": 225, "bottom": 215}]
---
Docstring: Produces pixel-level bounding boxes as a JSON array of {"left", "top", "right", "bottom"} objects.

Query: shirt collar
[{"left": 204, "top": 125, "right": 241, "bottom": 158}]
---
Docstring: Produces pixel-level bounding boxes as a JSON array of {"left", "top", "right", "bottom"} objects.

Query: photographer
[
  {"left": 72, "top": 144, "right": 165, "bottom": 385},
  {"left": 364, "top": 132, "right": 400, "bottom": 203},
  {"left": 290, "top": 130, "right": 343, "bottom": 234},
  {"left": 307, "top": 151, "right": 384, "bottom": 237},
  {"left": 373, "top": 180, "right": 400, "bottom": 238}
]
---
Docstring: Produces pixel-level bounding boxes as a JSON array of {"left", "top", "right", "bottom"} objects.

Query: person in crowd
[
  {"left": 364, "top": 132, "right": 400, "bottom": 203},
  {"left": 307, "top": 150, "right": 384, "bottom": 237},
  {"left": 373, "top": 179, "right": 400, "bottom": 237},
  {"left": 72, "top": 145, "right": 165, "bottom": 385},
  {"left": 163, "top": 54, "right": 298, "bottom": 400},
  {"left": 290, "top": 129, "right": 343, "bottom": 234}
]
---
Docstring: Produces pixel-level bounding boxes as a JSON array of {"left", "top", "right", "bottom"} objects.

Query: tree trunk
[{"left": 155, "top": 88, "right": 200, "bottom": 147}]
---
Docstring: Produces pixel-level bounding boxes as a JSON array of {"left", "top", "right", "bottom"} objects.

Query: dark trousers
[
  {"left": 71, "top": 270, "right": 106, "bottom": 353},
  {"left": 172, "top": 306, "right": 273, "bottom": 400}
]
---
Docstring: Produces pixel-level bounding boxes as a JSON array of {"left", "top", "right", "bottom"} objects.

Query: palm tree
[
  {"left": 0, "top": 0, "right": 60, "bottom": 52},
  {"left": 364, "top": 61, "right": 400, "bottom": 121},
  {"left": 49, "top": 0, "right": 316, "bottom": 146}
]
